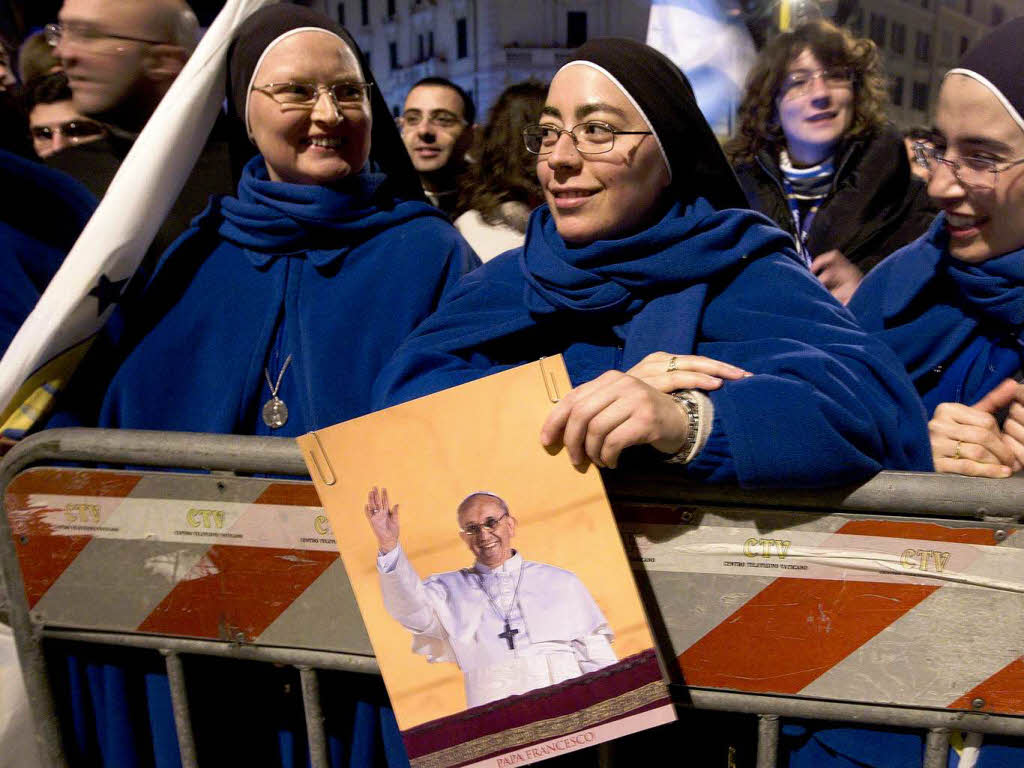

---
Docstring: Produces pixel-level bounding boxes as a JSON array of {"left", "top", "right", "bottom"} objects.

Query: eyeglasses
[
  {"left": 44, "top": 22, "right": 167, "bottom": 50},
  {"left": 779, "top": 67, "right": 855, "bottom": 100},
  {"left": 30, "top": 119, "right": 106, "bottom": 143},
  {"left": 251, "top": 81, "right": 373, "bottom": 110},
  {"left": 522, "top": 121, "right": 653, "bottom": 155},
  {"left": 914, "top": 144, "right": 1024, "bottom": 190},
  {"left": 459, "top": 510, "right": 510, "bottom": 537},
  {"left": 401, "top": 110, "right": 466, "bottom": 130}
]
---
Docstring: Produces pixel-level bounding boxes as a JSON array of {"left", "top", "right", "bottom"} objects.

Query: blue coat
[
  {"left": 0, "top": 149, "right": 96, "bottom": 356},
  {"left": 374, "top": 198, "right": 932, "bottom": 487},
  {"left": 849, "top": 214, "right": 1024, "bottom": 416},
  {"left": 53, "top": 157, "right": 479, "bottom": 436}
]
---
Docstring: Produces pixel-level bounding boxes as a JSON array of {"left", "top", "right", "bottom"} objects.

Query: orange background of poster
[{"left": 298, "top": 358, "right": 657, "bottom": 731}]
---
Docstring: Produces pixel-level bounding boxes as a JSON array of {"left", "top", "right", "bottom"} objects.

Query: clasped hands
[
  {"left": 930, "top": 378, "right": 1024, "bottom": 478},
  {"left": 539, "top": 352, "right": 750, "bottom": 469}
]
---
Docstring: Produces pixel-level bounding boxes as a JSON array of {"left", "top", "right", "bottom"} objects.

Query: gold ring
[
  {"left": 667, "top": 356, "right": 678, "bottom": 373},
  {"left": 953, "top": 441, "right": 963, "bottom": 460}
]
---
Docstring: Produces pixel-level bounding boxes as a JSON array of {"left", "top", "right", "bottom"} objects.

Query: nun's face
[
  {"left": 248, "top": 31, "right": 371, "bottom": 185},
  {"left": 537, "top": 64, "right": 671, "bottom": 245},
  {"left": 930, "top": 74, "right": 1024, "bottom": 263}
]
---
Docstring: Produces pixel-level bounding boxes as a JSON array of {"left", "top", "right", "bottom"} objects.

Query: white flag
[
  {"left": 0, "top": 0, "right": 277, "bottom": 438},
  {"left": 646, "top": 0, "right": 756, "bottom": 135}
]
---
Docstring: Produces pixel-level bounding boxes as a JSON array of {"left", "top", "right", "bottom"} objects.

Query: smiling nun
[{"left": 374, "top": 37, "right": 932, "bottom": 488}]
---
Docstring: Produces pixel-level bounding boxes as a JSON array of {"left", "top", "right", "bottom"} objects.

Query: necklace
[
  {"left": 262, "top": 353, "right": 293, "bottom": 429},
  {"left": 476, "top": 558, "right": 524, "bottom": 650}
]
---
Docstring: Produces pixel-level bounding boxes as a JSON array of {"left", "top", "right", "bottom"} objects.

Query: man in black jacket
[{"left": 45, "top": 0, "right": 236, "bottom": 261}]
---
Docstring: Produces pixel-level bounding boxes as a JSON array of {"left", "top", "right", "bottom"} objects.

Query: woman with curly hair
[
  {"left": 726, "top": 19, "right": 933, "bottom": 304},
  {"left": 454, "top": 81, "right": 546, "bottom": 261}
]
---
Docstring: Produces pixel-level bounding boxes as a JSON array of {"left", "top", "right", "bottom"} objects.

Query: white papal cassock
[{"left": 378, "top": 545, "right": 617, "bottom": 708}]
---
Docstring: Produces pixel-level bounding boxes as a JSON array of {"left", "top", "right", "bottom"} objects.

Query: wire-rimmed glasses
[
  {"left": 44, "top": 22, "right": 167, "bottom": 50},
  {"left": 778, "top": 66, "right": 855, "bottom": 100},
  {"left": 522, "top": 121, "right": 653, "bottom": 155},
  {"left": 400, "top": 109, "right": 466, "bottom": 130},
  {"left": 251, "top": 81, "right": 373, "bottom": 110},
  {"left": 459, "top": 510, "right": 510, "bottom": 537},
  {"left": 914, "top": 143, "right": 1024, "bottom": 190}
]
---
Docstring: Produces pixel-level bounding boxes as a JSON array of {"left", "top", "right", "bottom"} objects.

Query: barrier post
[
  {"left": 299, "top": 666, "right": 329, "bottom": 768},
  {"left": 756, "top": 714, "right": 779, "bottom": 768},
  {"left": 163, "top": 650, "right": 198, "bottom": 768},
  {"left": 923, "top": 728, "right": 950, "bottom": 768}
]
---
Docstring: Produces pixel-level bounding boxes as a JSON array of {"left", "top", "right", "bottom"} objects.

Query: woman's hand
[
  {"left": 811, "top": 250, "right": 862, "bottom": 305},
  {"left": 540, "top": 370, "right": 690, "bottom": 469},
  {"left": 994, "top": 380, "right": 1024, "bottom": 470},
  {"left": 625, "top": 351, "right": 750, "bottom": 393},
  {"left": 365, "top": 486, "right": 400, "bottom": 553},
  {"left": 929, "top": 380, "right": 1020, "bottom": 477}
]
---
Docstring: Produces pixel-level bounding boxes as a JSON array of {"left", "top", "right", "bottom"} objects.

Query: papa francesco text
[{"left": 496, "top": 731, "right": 596, "bottom": 766}]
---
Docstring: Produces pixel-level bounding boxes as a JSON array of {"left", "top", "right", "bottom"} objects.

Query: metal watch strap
[{"left": 665, "top": 390, "right": 700, "bottom": 465}]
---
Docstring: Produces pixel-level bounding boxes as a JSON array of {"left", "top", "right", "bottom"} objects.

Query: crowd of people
[{"left": 2, "top": 0, "right": 1024, "bottom": 766}]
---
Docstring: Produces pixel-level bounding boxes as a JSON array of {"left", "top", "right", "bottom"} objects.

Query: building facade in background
[
  {"left": 849, "top": 0, "right": 1024, "bottom": 127},
  {"left": 305, "top": 0, "right": 651, "bottom": 119},
  {"left": 301, "top": 0, "right": 1023, "bottom": 128}
]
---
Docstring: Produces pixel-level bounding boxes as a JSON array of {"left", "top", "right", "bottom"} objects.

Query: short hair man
[
  {"left": 45, "top": 0, "right": 234, "bottom": 261},
  {"left": 50, "top": 0, "right": 198, "bottom": 132},
  {"left": 25, "top": 72, "right": 106, "bottom": 158},
  {"left": 400, "top": 77, "right": 475, "bottom": 216},
  {"left": 366, "top": 488, "right": 617, "bottom": 709}
]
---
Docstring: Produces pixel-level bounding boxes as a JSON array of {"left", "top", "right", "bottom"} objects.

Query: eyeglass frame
[
  {"left": 400, "top": 109, "right": 467, "bottom": 131},
  {"left": 30, "top": 118, "right": 107, "bottom": 142},
  {"left": 44, "top": 22, "right": 168, "bottom": 49},
  {"left": 914, "top": 143, "right": 1024, "bottom": 189},
  {"left": 522, "top": 121, "right": 653, "bottom": 156},
  {"left": 250, "top": 81, "right": 374, "bottom": 112},
  {"left": 458, "top": 509, "right": 510, "bottom": 537},
  {"left": 778, "top": 66, "right": 856, "bottom": 101}
]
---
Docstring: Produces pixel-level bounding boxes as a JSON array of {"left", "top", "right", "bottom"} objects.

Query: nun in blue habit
[
  {"left": 46, "top": 5, "right": 476, "bottom": 768},
  {"left": 373, "top": 38, "right": 931, "bottom": 487},
  {"left": 850, "top": 16, "right": 1024, "bottom": 484}
]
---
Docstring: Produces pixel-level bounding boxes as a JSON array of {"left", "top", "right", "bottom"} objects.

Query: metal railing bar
[
  {"left": 5, "top": 429, "right": 1024, "bottom": 521},
  {"left": 605, "top": 470, "right": 1024, "bottom": 520},
  {"left": 756, "top": 714, "right": 779, "bottom": 768},
  {"left": 41, "top": 629, "right": 381, "bottom": 674},
  {"left": 163, "top": 651, "right": 198, "bottom": 768},
  {"left": 684, "top": 690, "right": 1024, "bottom": 737},
  {"left": 298, "top": 666, "right": 329, "bottom": 768}
]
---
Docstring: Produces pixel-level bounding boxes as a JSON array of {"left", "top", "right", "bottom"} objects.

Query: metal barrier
[{"left": 2, "top": 428, "right": 1023, "bottom": 768}]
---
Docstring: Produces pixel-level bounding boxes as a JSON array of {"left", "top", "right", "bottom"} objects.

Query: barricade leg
[
  {"left": 923, "top": 728, "right": 950, "bottom": 768},
  {"left": 299, "top": 666, "right": 329, "bottom": 768},
  {"left": 756, "top": 714, "right": 779, "bottom": 768},
  {"left": 163, "top": 650, "right": 198, "bottom": 768}
]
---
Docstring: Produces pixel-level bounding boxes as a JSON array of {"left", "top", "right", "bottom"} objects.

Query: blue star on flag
[{"left": 88, "top": 274, "right": 129, "bottom": 316}]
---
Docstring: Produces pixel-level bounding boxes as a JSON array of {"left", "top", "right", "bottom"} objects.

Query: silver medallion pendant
[{"left": 262, "top": 396, "right": 289, "bottom": 429}]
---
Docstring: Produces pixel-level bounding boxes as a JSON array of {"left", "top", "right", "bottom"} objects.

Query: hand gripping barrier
[{"left": 2, "top": 428, "right": 1023, "bottom": 768}]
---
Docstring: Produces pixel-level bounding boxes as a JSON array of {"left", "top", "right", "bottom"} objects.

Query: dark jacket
[
  {"left": 45, "top": 114, "right": 238, "bottom": 267},
  {"left": 733, "top": 125, "right": 935, "bottom": 273}
]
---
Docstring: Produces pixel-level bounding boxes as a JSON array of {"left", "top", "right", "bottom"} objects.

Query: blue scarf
[
  {"left": 778, "top": 150, "right": 835, "bottom": 266},
  {"left": 374, "top": 197, "right": 795, "bottom": 406},
  {"left": 208, "top": 155, "right": 444, "bottom": 267},
  {"left": 850, "top": 214, "right": 1024, "bottom": 404},
  {"left": 520, "top": 197, "right": 791, "bottom": 318}
]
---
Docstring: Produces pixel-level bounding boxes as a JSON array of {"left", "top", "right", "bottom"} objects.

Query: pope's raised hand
[{"left": 365, "top": 486, "right": 400, "bottom": 553}]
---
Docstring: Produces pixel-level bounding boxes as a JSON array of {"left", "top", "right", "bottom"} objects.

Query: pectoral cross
[{"left": 498, "top": 621, "right": 519, "bottom": 650}]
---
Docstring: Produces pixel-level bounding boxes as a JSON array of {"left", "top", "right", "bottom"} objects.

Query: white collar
[{"left": 473, "top": 550, "right": 522, "bottom": 575}]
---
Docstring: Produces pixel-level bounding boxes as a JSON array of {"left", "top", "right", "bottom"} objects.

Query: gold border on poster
[{"left": 409, "top": 681, "right": 670, "bottom": 768}]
